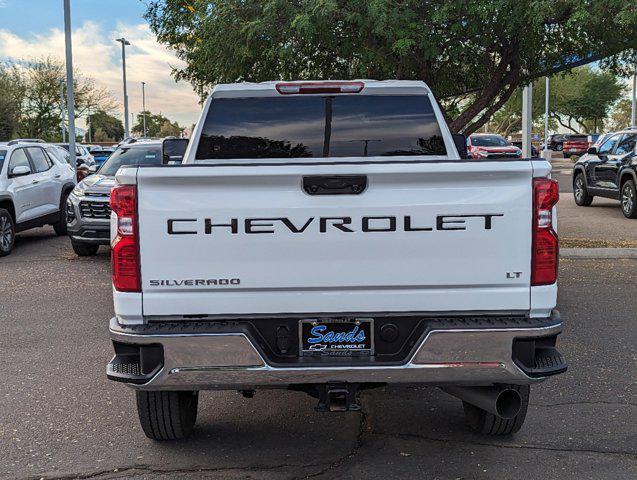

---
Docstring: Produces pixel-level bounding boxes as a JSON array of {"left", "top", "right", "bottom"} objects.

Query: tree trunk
[{"left": 461, "top": 81, "right": 520, "bottom": 135}]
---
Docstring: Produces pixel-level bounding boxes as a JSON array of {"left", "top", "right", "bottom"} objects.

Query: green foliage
[
  {"left": 88, "top": 110, "right": 124, "bottom": 142},
  {"left": 144, "top": 0, "right": 637, "bottom": 133},
  {"left": 490, "top": 66, "right": 624, "bottom": 136},
  {"left": 607, "top": 98, "right": 634, "bottom": 132},
  {"left": 4, "top": 58, "right": 117, "bottom": 142},
  {"left": 0, "top": 64, "right": 25, "bottom": 140},
  {"left": 132, "top": 111, "right": 183, "bottom": 137},
  {"left": 549, "top": 67, "right": 624, "bottom": 133}
]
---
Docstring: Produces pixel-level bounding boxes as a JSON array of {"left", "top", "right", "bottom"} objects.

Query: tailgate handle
[{"left": 303, "top": 175, "right": 367, "bottom": 195}]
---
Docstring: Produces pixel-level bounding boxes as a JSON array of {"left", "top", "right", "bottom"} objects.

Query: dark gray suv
[{"left": 66, "top": 142, "right": 163, "bottom": 256}]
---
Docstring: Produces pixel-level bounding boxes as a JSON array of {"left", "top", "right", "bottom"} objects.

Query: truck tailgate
[{"left": 136, "top": 160, "right": 533, "bottom": 317}]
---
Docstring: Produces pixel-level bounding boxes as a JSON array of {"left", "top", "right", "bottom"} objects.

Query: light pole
[
  {"left": 141, "top": 81, "right": 147, "bottom": 137},
  {"left": 542, "top": 76, "right": 551, "bottom": 160},
  {"left": 522, "top": 84, "right": 533, "bottom": 158},
  {"left": 116, "top": 37, "right": 131, "bottom": 138},
  {"left": 63, "top": 0, "right": 76, "bottom": 174},
  {"left": 87, "top": 107, "right": 92, "bottom": 143},
  {"left": 59, "top": 79, "right": 66, "bottom": 142}
]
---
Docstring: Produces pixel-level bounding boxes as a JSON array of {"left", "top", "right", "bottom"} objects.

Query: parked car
[
  {"left": 0, "top": 142, "right": 76, "bottom": 256},
  {"left": 510, "top": 141, "right": 539, "bottom": 157},
  {"left": 45, "top": 144, "right": 73, "bottom": 167},
  {"left": 573, "top": 129, "right": 637, "bottom": 218},
  {"left": 547, "top": 134, "right": 567, "bottom": 151},
  {"left": 87, "top": 146, "right": 115, "bottom": 167},
  {"left": 467, "top": 134, "right": 522, "bottom": 159},
  {"left": 592, "top": 132, "right": 613, "bottom": 149},
  {"left": 7, "top": 138, "right": 46, "bottom": 145},
  {"left": 562, "top": 134, "right": 589, "bottom": 156},
  {"left": 587, "top": 134, "right": 600, "bottom": 148},
  {"left": 55, "top": 143, "right": 96, "bottom": 167},
  {"left": 66, "top": 141, "right": 163, "bottom": 256},
  {"left": 106, "top": 80, "right": 566, "bottom": 440}
]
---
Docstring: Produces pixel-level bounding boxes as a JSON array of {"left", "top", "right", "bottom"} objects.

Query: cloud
[{"left": 0, "top": 20, "right": 201, "bottom": 128}]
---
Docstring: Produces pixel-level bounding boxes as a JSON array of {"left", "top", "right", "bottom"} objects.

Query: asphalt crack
[
  {"left": 372, "top": 431, "right": 636, "bottom": 457},
  {"left": 35, "top": 461, "right": 329, "bottom": 480},
  {"left": 302, "top": 395, "right": 370, "bottom": 479},
  {"left": 530, "top": 401, "right": 636, "bottom": 408}
]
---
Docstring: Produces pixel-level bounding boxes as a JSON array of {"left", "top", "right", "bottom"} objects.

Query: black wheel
[
  {"left": 462, "top": 384, "right": 530, "bottom": 435},
  {"left": 136, "top": 391, "right": 198, "bottom": 440},
  {"left": 556, "top": 144, "right": 563, "bottom": 152},
  {"left": 621, "top": 179, "right": 637, "bottom": 219},
  {"left": 0, "top": 208, "right": 16, "bottom": 257},
  {"left": 71, "top": 241, "right": 99, "bottom": 256},
  {"left": 53, "top": 191, "right": 71, "bottom": 236},
  {"left": 573, "top": 172, "right": 593, "bottom": 206}
]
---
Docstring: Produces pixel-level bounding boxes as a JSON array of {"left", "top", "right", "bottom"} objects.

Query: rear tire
[
  {"left": 462, "top": 384, "right": 530, "bottom": 435},
  {"left": 71, "top": 241, "right": 99, "bottom": 256},
  {"left": 0, "top": 208, "right": 16, "bottom": 257},
  {"left": 136, "top": 391, "right": 199, "bottom": 440},
  {"left": 573, "top": 172, "right": 593, "bottom": 206},
  {"left": 621, "top": 179, "right": 637, "bottom": 219},
  {"left": 53, "top": 191, "right": 70, "bottom": 236}
]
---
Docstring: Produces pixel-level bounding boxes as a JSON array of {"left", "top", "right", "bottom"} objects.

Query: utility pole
[
  {"left": 522, "top": 84, "right": 533, "bottom": 158},
  {"left": 63, "top": 0, "right": 76, "bottom": 174},
  {"left": 541, "top": 76, "right": 552, "bottom": 160},
  {"left": 86, "top": 107, "right": 92, "bottom": 143},
  {"left": 116, "top": 37, "right": 131, "bottom": 138},
  {"left": 141, "top": 82, "right": 147, "bottom": 137},
  {"left": 630, "top": 62, "right": 637, "bottom": 128},
  {"left": 544, "top": 77, "right": 549, "bottom": 148},
  {"left": 59, "top": 79, "right": 66, "bottom": 142}
]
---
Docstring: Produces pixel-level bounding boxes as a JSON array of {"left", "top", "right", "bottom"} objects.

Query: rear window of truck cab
[{"left": 195, "top": 95, "right": 447, "bottom": 159}]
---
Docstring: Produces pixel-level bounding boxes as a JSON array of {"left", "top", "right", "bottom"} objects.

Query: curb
[{"left": 560, "top": 248, "right": 637, "bottom": 259}]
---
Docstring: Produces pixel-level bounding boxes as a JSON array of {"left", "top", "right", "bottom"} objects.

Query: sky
[{"left": 0, "top": 0, "right": 201, "bottom": 129}]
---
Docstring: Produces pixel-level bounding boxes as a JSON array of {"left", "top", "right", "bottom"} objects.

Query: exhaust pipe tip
[
  {"left": 495, "top": 389, "right": 522, "bottom": 419},
  {"left": 442, "top": 385, "right": 523, "bottom": 420}
]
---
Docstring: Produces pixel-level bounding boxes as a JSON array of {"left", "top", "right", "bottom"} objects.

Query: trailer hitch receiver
[{"left": 315, "top": 383, "right": 361, "bottom": 412}]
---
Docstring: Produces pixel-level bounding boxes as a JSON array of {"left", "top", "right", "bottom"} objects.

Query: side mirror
[
  {"left": 162, "top": 138, "right": 189, "bottom": 165},
  {"left": 452, "top": 133, "right": 469, "bottom": 159},
  {"left": 10, "top": 165, "right": 31, "bottom": 177},
  {"left": 587, "top": 146, "right": 597, "bottom": 155}
]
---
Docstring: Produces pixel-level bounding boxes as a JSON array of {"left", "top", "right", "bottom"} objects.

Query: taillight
[
  {"left": 110, "top": 185, "right": 140, "bottom": 292},
  {"left": 275, "top": 81, "right": 364, "bottom": 95},
  {"left": 532, "top": 178, "right": 559, "bottom": 286}
]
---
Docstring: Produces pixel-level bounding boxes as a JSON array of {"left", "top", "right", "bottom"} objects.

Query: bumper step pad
[{"left": 528, "top": 347, "right": 568, "bottom": 376}]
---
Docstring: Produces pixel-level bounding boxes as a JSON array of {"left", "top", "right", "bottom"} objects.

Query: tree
[
  {"left": 18, "top": 58, "right": 117, "bottom": 141},
  {"left": 144, "top": 0, "right": 637, "bottom": 134},
  {"left": 607, "top": 98, "right": 633, "bottom": 132},
  {"left": 489, "top": 80, "right": 549, "bottom": 137},
  {"left": 87, "top": 110, "right": 124, "bottom": 141},
  {"left": 158, "top": 120, "right": 183, "bottom": 137},
  {"left": 548, "top": 67, "right": 623, "bottom": 133},
  {"left": 489, "top": 66, "right": 623, "bottom": 136},
  {"left": 132, "top": 111, "right": 183, "bottom": 137},
  {"left": 0, "top": 63, "right": 26, "bottom": 141}
]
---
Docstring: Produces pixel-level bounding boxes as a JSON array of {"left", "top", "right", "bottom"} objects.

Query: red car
[
  {"left": 562, "top": 134, "right": 589, "bottom": 156},
  {"left": 467, "top": 134, "right": 522, "bottom": 159}
]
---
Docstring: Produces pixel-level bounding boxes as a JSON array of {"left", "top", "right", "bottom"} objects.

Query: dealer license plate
[{"left": 300, "top": 319, "right": 373, "bottom": 356}]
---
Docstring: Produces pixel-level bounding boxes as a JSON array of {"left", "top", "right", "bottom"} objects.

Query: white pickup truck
[{"left": 107, "top": 80, "right": 566, "bottom": 440}]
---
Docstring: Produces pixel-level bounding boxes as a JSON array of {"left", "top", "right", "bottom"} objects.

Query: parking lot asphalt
[{"left": 1, "top": 228, "right": 636, "bottom": 479}]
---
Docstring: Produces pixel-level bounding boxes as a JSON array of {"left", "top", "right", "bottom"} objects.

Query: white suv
[{"left": 0, "top": 143, "right": 76, "bottom": 256}]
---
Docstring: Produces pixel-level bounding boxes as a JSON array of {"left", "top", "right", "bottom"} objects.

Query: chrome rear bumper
[{"left": 108, "top": 314, "right": 565, "bottom": 390}]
